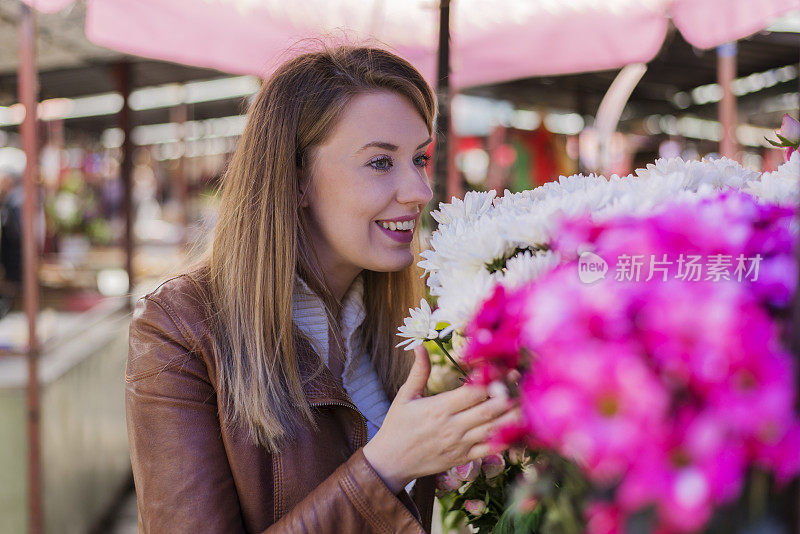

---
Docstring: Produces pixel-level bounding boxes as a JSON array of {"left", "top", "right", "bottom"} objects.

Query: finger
[
  {"left": 465, "top": 441, "right": 502, "bottom": 462},
  {"left": 452, "top": 395, "right": 513, "bottom": 429},
  {"left": 435, "top": 383, "right": 489, "bottom": 414},
  {"left": 461, "top": 406, "right": 522, "bottom": 445},
  {"left": 395, "top": 344, "right": 431, "bottom": 401}
]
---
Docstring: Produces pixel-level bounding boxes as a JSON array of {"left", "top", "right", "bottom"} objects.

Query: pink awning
[
  {"left": 671, "top": 0, "right": 800, "bottom": 49},
  {"left": 20, "top": 0, "right": 73, "bottom": 14},
  {"left": 26, "top": 0, "right": 800, "bottom": 88}
]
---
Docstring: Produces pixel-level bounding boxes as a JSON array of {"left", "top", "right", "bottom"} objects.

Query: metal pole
[
  {"left": 717, "top": 42, "right": 738, "bottom": 160},
  {"left": 115, "top": 62, "right": 134, "bottom": 308},
  {"left": 429, "top": 0, "right": 451, "bottom": 229},
  {"left": 445, "top": 87, "right": 462, "bottom": 202},
  {"left": 19, "top": 3, "right": 42, "bottom": 533},
  {"left": 170, "top": 102, "right": 189, "bottom": 242}
]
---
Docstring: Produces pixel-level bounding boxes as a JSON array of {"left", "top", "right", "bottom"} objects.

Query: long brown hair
[{"left": 203, "top": 42, "right": 437, "bottom": 452}]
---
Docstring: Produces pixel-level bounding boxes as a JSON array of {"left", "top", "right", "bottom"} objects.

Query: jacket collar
[{"left": 294, "top": 332, "right": 360, "bottom": 407}]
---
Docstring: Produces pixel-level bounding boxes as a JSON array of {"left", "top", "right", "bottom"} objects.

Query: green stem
[{"left": 433, "top": 338, "right": 469, "bottom": 377}]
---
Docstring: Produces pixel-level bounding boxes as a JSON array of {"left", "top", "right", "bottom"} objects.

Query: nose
[{"left": 396, "top": 164, "right": 433, "bottom": 208}]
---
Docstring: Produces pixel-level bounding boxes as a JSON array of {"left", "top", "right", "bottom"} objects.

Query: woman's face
[{"left": 301, "top": 91, "right": 434, "bottom": 288}]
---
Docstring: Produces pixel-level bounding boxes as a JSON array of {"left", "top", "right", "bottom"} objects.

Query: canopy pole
[
  {"left": 115, "top": 61, "right": 134, "bottom": 308},
  {"left": 170, "top": 102, "right": 189, "bottom": 245},
  {"left": 595, "top": 63, "right": 647, "bottom": 174},
  {"left": 445, "top": 88, "right": 461, "bottom": 202},
  {"left": 430, "top": 0, "right": 451, "bottom": 228},
  {"left": 717, "top": 42, "right": 738, "bottom": 160},
  {"left": 19, "top": 3, "right": 42, "bottom": 533}
]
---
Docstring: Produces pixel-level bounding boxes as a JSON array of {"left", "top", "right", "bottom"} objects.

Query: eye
[
  {"left": 414, "top": 153, "right": 432, "bottom": 168},
  {"left": 368, "top": 156, "right": 393, "bottom": 173}
]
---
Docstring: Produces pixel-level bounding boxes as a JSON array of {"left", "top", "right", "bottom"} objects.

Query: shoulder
[
  {"left": 135, "top": 264, "right": 213, "bottom": 334},
  {"left": 127, "top": 263, "right": 219, "bottom": 384}
]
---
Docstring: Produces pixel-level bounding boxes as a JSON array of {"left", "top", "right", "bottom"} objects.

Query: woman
[{"left": 125, "top": 44, "right": 519, "bottom": 533}]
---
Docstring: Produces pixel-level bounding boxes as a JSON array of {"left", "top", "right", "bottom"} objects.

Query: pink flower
[
  {"left": 617, "top": 410, "right": 747, "bottom": 532},
  {"left": 463, "top": 284, "right": 527, "bottom": 380},
  {"left": 486, "top": 420, "right": 530, "bottom": 452},
  {"left": 752, "top": 423, "right": 800, "bottom": 484},
  {"left": 518, "top": 300, "right": 671, "bottom": 481},
  {"left": 779, "top": 113, "right": 800, "bottom": 144},
  {"left": 464, "top": 499, "right": 487, "bottom": 517},
  {"left": 449, "top": 459, "right": 481, "bottom": 483},
  {"left": 462, "top": 189, "right": 800, "bottom": 533},
  {"left": 481, "top": 453, "right": 506, "bottom": 479},
  {"left": 585, "top": 501, "right": 624, "bottom": 534},
  {"left": 434, "top": 471, "right": 461, "bottom": 497}
]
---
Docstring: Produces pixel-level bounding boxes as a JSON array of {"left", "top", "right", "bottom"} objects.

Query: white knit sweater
[{"left": 291, "top": 273, "right": 416, "bottom": 494}]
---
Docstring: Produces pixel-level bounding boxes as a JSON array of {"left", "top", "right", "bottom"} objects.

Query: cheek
[{"left": 311, "top": 171, "right": 397, "bottom": 246}]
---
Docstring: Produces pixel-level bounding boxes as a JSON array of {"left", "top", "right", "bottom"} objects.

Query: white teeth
[{"left": 378, "top": 219, "right": 415, "bottom": 231}]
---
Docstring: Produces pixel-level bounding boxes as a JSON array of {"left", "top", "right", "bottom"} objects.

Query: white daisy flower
[
  {"left": 747, "top": 151, "right": 799, "bottom": 206},
  {"left": 403, "top": 155, "right": 770, "bottom": 344},
  {"left": 500, "top": 250, "right": 561, "bottom": 289},
  {"left": 431, "top": 190, "right": 497, "bottom": 226},
  {"left": 432, "top": 268, "right": 499, "bottom": 337},
  {"left": 395, "top": 298, "right": 439, "bottom": 350}
]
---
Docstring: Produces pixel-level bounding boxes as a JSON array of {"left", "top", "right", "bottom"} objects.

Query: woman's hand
[{"left": 362, "top": 345, "right": 521, "bottom": 494}]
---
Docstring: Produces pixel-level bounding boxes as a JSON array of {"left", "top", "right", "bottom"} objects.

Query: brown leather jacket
[{"left": 125, "top": 267, "right": 436, "bottom": 533}]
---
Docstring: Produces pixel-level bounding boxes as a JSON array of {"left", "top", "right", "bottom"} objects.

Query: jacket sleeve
[{"left": 126, "top": 295, "right": 426, "bottom": 534}]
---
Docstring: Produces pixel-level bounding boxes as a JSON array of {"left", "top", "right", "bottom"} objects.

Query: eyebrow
[{"left": 355, "top": 137, "right": 433, "bottom": 154}]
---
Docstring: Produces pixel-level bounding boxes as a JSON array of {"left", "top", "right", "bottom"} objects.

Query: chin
[{"left": 366, "top": 250, "right": 415, "bottom": 273}]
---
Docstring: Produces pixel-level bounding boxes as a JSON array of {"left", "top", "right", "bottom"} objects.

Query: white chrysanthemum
[
  {"left": 772, "top": 150, "right": 800, "bottom": 181},
  {"left": 634, "top": 156, "right": 758, "bottom": 191},
  {"left": 746, "top": 174, "right": 798, "bottom": 206},
  {"left": 495, "top": 208, "right": 554, "bottom": 248},
  {"left": 747, "top": 151, "right": 799, "bottom": 206},
  {"left": 407, "top": 155, "right": 787, "bottom": 339},
  {"left": 420, "top": 212, "right": 523, "bottom": 292},
  {"left": 395, "top": 298, "right": 438, "bottom": 350},
  {"left": 431, "top": 190, "right": 497, "bottom": 226},
  {"left": 500, "top": 250, "right": 561, "bottom": 289},
  {"left": 491, "top": 188, "right": 536, "bottom": 210},
  {"left": 431, "top": 268, "right": 499, "bottom": 337}
]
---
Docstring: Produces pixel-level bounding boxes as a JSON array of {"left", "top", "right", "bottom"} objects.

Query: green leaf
[
  {"left": 490, "top": 503, "right": 544, "bottom": 534},
  {"left": 514, "top": 506, "right": 543, "bottom": 533},
  {"left": 766, "top": 137, "right": 785, "bottom": 148},
  {"left": 493, "top": 508, "right": 515, "bottom": 534}
]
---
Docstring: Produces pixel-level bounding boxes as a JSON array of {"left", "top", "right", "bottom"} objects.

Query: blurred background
[{"left": 0, "top": 0, "right": 799, "bottom": 532}]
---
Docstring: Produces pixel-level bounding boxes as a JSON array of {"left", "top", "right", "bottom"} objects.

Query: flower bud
[
  {"left": 481, "top": 453, "right": 505, "bottom": 479},
  {"left": 464, "top": 499, "right": 487, "bottom": 517},
  {"left": 435, "top": 471, "right": 461, "bottom": 494},
  {"left": 450, "top": 459, "right": 481, "bottom": 482},
  {"left": 780, "top": 113, "right": 800, "bottom": 144},
  {"left": 508, "top": 446, "right": 530, "bottom": 465}
]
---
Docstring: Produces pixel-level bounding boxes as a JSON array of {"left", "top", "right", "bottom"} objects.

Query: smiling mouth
[
  {"left": 375, "top": 220, "right": 415, "bottom": 232},
  {"left": 375, "top": 221, "right": 414, "bottom": 234}
]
